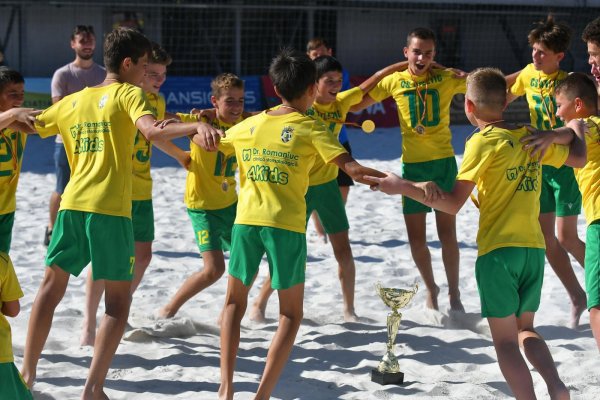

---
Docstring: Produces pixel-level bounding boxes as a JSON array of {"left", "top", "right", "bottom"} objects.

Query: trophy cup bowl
[{"left": 371, "top": 283, "right": 418, "bottom": 385}]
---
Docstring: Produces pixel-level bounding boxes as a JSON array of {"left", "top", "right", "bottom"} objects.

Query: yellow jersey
[
  {"left": 35, "top": 82, "right": 155, "bottom": 218},
  {"left": 457, "top": 126, "right": 568, "bottom": 256},
  {"left": 220, "top": 110, "right": 347, "bottom": 233},
  {"left": 306, "top": 87, "right": 363, "bottom": 185},
  {"left": 132, "top": 92, "right": 164, "bottom": 201},
  {"left": 0, "top": 252, "right": 23, "bottom": 363},
  {"left": 0, "top": 128, "right": 26, "bottom": 214},
  {"left": 509, "top": 63, "right": 568, "bottom": 130},
  {"left": 183, "top": 113, "right": 240, "bottom": 210},
  {"left": 369, "top": 68, "right": 466, "bottom": 163},
  {"left": 575, "top": 116, "right": 600, "bottom": 225}
]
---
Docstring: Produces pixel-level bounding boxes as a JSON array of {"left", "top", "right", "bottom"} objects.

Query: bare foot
[
  {"left": 218, "top": 384, "right": 233, "bottom": 400},
  {"left": 426, "top": 286, "right": 440, "bottom": 310},
  {"left": 249, "top": 304, "right": 266, "bottom": 323},
  {"left": 570, "top": 294, "right": 587, "bottom": 329},
  {"left": 449, "top": 293, "right": 465, "bottom": 312},
  {"left": 80, "top": 327, "right": 96, "bottom": 347},
  {"left": 156, "top": 306, "right": 175, "bottom": 319},
  {"left": 548, "top": 381, "right": 570, "bottom": 400},
  {"left": 81, "top": 386, "right": 110, "bottom": 400},
  {"left": 344, "top": 310, "right": 359, "bottom": 323}
]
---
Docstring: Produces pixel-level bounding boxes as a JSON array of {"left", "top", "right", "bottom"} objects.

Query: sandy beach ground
[{"left": 7, "top": 127, "right": 598, "bottom": 399}]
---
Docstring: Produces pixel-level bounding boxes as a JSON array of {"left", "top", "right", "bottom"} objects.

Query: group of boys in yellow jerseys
[{"left": 0, "top": 12, "right": 600, "bottom": 400}]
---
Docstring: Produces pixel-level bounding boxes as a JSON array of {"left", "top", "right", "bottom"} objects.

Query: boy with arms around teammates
[
  {"left": 20, "top": 28, "right": 220, "bottom": 399},
  {"left": 0, "top": 253, "right": 33, "bottom": 400},
  {"left": 249, "top": 55, "right": 406, "bottom": 323},
  {"left": 158, "top": 73, "right": 245, "bottom": 319},
  {"left": 81, "top": 42, "right": 191, "bottom": 346},
  {"left": 506, "top": 15, "right": 587, "bottom": 328},
  {"left": 197, "top": 48, "right": 385, "bottom": 400},
  {"left": 366, "top": 68, "right": 582, "bottom": 400},
  {"left": 353, "top": 27, "right": 466, "bottom": 312},
  {"left": 549, "top": 73, "right": 600, "bottom": 349}
]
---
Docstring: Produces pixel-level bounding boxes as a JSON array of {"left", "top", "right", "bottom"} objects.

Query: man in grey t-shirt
[{"left": 46, "top": 25, "right": 105, "bottom": 246}]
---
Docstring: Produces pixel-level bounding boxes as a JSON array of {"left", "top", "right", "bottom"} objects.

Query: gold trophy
[{"left": 371, "top": 283, "right": 418, "bottom": 385}]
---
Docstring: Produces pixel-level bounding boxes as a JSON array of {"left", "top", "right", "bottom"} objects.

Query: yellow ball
[{"left": 362, "top": 119, "right": 375, "bottom": 133}]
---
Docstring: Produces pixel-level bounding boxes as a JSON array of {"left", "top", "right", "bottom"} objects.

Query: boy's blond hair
[
  {"left": 211, "top": 73, "right": 244, "bottom": 98},
  {"left": 466, "top": 68, "right": 507, "bottom": 112}
]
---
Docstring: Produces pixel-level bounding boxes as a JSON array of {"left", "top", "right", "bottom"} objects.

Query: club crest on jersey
[
  {"left": 281, "top": 126, "right": 293, "bottom": 143},
  {"left": 98, "top": 94, "right": 108, "bottom": 109},
  {"left": 250, "top": 126, "right": 255, "bottom": 135},
  {"left": 72, "top": 100, "right": 77, "bottom": 108}
]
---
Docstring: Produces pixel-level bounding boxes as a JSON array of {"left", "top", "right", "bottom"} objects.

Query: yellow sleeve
[
  {"left": 0, "top": 254, "right": 23, "bottom": 302},
  {"left": 122, "top": 86, "right": 155, "bottom": 124},
  {"left": 509, "top": 71, "right": 526, "bottom": 97},
  {"left": 310, "top": 121, "right": 347, "bottom": 163},
  {"left": 368, "top": 74, "right": 394, "bottom": 103},
  {"left": 34, "top": 103, "right": 61, "bottom": 138},
  {"left": 337, "top": 87, "right": 364, "bottom": 114},
  {"left": 456, "top": 134, "right": 495, "bottom": 183},
  {"left": 177, "top": 113, "right": 199, "bottom": 123},
  {"left": 541, "top": 143, "right": 569, "bottom": 168}
]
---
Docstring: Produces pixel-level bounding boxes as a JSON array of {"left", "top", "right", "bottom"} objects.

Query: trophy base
[{"left": 371, "top": 368, "right": 404, "bottom": 385}]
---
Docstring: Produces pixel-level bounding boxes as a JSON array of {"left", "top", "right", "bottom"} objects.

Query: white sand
[{"left": 8, "top": 128, "right": 598, "bottom": 399}]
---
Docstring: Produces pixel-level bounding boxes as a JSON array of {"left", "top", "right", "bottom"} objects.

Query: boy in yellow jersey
[
  {"left": 80, "top": 42, "right": 190, "bottom": 346},
  {"left": 20, "top": 28, "right": 220, "bottom": 399},
  {"left": 366, "top": 68, "right": 583, "bottom": 400},
  {"left": 550, "top": 73, "right": 600, "bottom": 349},
  {"left": 249, "top": 55, "right": 405, "bottom": 323},
  {"left": 158, "top": 73, "right": 245, "bottom": 319},
  {"left": 0, "top": 253, "right": 33, "bottom": 400},
  {"left": 353, "top": 27, "right": 466, "bottom": 312},
  {"left": 0, "top": 69, "right": 34, "bottom": 254},
  {"left": 506, "top": 15, "right": 587, "bottom": 328},
  {"left": 197, "top": 48, "right": 384, "bottom": 400}
]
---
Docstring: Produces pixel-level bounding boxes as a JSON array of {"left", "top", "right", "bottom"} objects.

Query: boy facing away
[
  {"left": 506, "top": 15, "right": 587, "bottom": 328},
  {"left": 353, "top": 27, "right": 467, "bottom": 312},
  {"left": 552, "top": 72, "right": 600, "bottom": 349},
  {"left": 249, "top": 55, "right": 406, "bottom": 323},
  {"left": 21, "top": 28, "right": 219, "bottom": 400},
  {"left": 196, "top": 48, "right": 384, "bottom": 400},
  {"left": 366, "top": 67, "right": 583, "bottom": 400}
]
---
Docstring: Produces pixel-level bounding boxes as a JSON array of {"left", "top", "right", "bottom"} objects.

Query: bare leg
[
  {"left": 517, "top": 312, "right": 570, "bottom": 400},
  {"left": 254, "top": 283, "right": 304, "bottom": 400},
  {"left": 404, "top": 213, "right": 439, "bottom": 309},
  {"left": 218, "top": 276, "right": 251, "bottom": 400},
  {"left": 81, "top": 269, "right": 105, "bottom": 346},
  {"left": 591, "top": 306, "right": 600, "bottom": 351},
  {"left": 328, "top": 230, "right": 358, "bottom": 321},
  {"left": 158, "top": 250, "right": 225, "bottom": 318},
  {"left": 435, "top": 211, "right": 463, "bottom": 311},
  {"left": 130, "top": 241, "right": 153, "bottom": 293},
  {"left": 249, "top": 276, "right": 274, "bottom": 323},
  {"left": 556, "top": 215, "right": 585, "bottom": 268},
  {"left": 21, "top": 265, "right": 70, "bottom": 388},
  {"left": 81, "top": 280, "right": 132, "bottom": 400},
  {"left": 310, "top": 211, "right": 327, "bottom": 243},
  {"left": 487, "top": 315, "right": 537, "bottom": 400},
  {"left": 540, "top": 213, "right": 587, "bottom": 328},
  {"left": 48, "top": 192, "right": 61, "bottom": 231}
]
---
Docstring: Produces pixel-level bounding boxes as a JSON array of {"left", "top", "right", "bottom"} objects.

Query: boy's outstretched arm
[
  {"left": 505, "top": 69, "right": 522, "bottom": 103},
  {"left": 349, "top": 93, "right": 378, "bottom": 113},
  {"left": 357, "top": 61, "right": 408, "bottom": 95},
  {"left": 1, "top": 108, "right": 41, "bottom": 133},
  {"left": 364, "top": 172, "right": 474, "bottom": 215},
  {"left": 521, "top": 119, "right": 587, "bottom": 167},
  {"left": 153, "top": 140, "right": 191, "bottom": 170},
  {"left": 331, "top": 153, "right": 385, "bottom": 185},
  {"left": 136, "top": 114, "right": 223, "bottom": 145}
]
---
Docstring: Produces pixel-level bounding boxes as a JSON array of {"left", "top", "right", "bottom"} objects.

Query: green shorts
[
  {"left": 187, "top": 202, "right": 236, "bottom": 253},
  {"left": 539, "top": 165, "right": 582, "bottom": 216},
  {"left": 0, "top": 362, "right": 33, "bottom": 400},
  {"left": 46, "top": 210, "right": 135, "bottom": 281},
  {"left": 475, "top": 247, "right": 545, "bottom": 318},
  {"left": 305, "top": 179, "right": 349, "bottom": 234},
  {"left": 132, "top": 200, "right": 155, "bottom": 242},
  {"left": 0, "top": 212, "right": 14, "bottom": 253},
  {"left": 585, "top": 220, "right": 600, "bottom": 310},
  {"left": 228, "top": 224, "right": 306, "bottom": 289},
  {"left": 401, "top": 157, "right": 457, "bottom": 214}
]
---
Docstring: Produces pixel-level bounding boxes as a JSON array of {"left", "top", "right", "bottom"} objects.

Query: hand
[
  {"left": 192, "top": 122, "right": 224, "bottom": 151},
  {"left": 567, "top": 118, "right": 587, "bottom": 136},
  {"left": 13, "top": 108, "right": 41, "bottom": 131},
  {"left": 363, "top": 171, "right": 404, "bottom": 195},
  {"left": 521, "top": 125, "right": 555, "bottom": 160},
  {"left": 191, "top": 108, "right": 217, "bottom": 123},
  {"left": 154, "top": 118, "right": 180, "bottom": 129},
  {"left": 415, "top": 181, "right": 445, "bottom": 203}
]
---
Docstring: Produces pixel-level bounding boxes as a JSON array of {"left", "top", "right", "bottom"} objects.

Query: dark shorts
[
  {"left": 305, "top": 179, "right": 349, "bottom": 234},
  {"left": 336, "top": 141, "right": 355, "bottom": 187},
  {"left": 54, "top": 142, "right": 70, "bottom": 194},
  {"left": 0, "top": 212, "right": 14, "bottom": 253},
  {"left": 132, "top": 200, "right": 155, "bottom": 242},
  {"left": 585, "top": 220, "right": 600, "bottom": 310}
]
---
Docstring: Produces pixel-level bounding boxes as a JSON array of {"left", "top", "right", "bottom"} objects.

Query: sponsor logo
[
  {"left": 242, "top": 148, "right": 252, "bottom": 161},
  {"left": 247, "top": 165, "right": 289, "bottom": 185},
  {"left": 281, "top": 126, "right": 293, "bottom": 143}
]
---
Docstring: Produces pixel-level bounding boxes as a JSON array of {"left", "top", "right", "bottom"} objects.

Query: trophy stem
[{"left": 386, "top": 310, "right": 402, "bottom": 353}]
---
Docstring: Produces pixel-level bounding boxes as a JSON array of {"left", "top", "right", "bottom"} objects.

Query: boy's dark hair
[
  {"left": 71, "top": 25, "right": 95, "bottom": 40},
  {"left": 103, "top": 27, "right": 151, "bottom": 73},
  {"left": 306, "top": 37, "right": 330, "bottom": 53},
  {"left": 466, "top": 67, "right": 507, "bottom": 111},
  {"left": 211, "top": 73, "right": 244, "bottom": 98},
  {"left": 269, "top": 48, "right": 316, "bottom": 102},
  {"left": 314, "top": 55, "right": 343, "bottom": 80},
  {"left": 555, "top": 72, "right": 598, "bottom": 111},
  {"left": 0, "top": 67, "right": 24, "bottom": 92},
  {"left": 149, "top": 41, "right": 172, "bottom": 66},
  {"left": 582, "top": 17, "right": 600, "bottom": 46},
  {"left": 528, "top": 14, "right": 572, "bottom": 53},
  {"left": 407, "top": 27, "right": 436, "bottom": 47}
]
